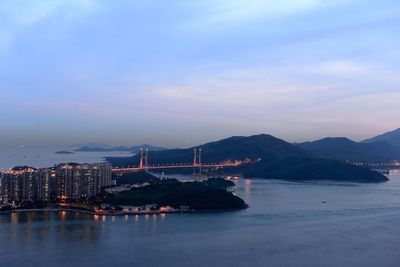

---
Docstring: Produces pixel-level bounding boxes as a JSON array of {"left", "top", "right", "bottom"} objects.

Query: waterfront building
[
  {"left": 37, "top": 168, "right": 56, "bottom": 201},
  {"left": 56, "top": 163, "right": 112, "bottom": 200},
  {"left": 0, "top": 167, "right": 38, "bottom": 203},
  {"left": 0, "top": 163, "right": 112, "bottom": 204},
  {"left": 56, "top": 163, "right": 77, "bottom": 199}
]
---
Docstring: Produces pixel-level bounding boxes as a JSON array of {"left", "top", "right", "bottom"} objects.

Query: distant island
[
  {"left": 55, "top": 150, "right": 75, "bottom": 154},
  {"left": 74, "top": 144, "right": 167, "bottom": 154},
  {"left": 107, "top": 134, "right": 389, "bottom": 183}
]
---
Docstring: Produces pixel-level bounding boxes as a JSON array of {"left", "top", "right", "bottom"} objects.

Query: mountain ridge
[
  {"left": 298, "top": 137, "right": 400, "bottom": 162},
  {"left": 363, "top": 128, "right": 400, "bottom": 147}
]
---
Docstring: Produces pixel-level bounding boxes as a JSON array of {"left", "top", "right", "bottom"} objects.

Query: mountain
[
  {"left": 108, "top": 134, "right": 308, "bottom": 166},
  {"left": 298, "top": 137, "right": 400, "bottom": 162},
  {"left": 363, "top": 128, "right": 400, "bottom": 147},
  {"left": 108, "top": 134, "right": 387, "bottom": 183},
  {"left": 75, "top": 144, "right": 167, "bottom": 153}
]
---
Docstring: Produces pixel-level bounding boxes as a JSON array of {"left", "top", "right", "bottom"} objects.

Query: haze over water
[
  {"left": 0, "top": 148, "right": 132, "bottom": 169},
  {"left": 1, "top": 172, "right": 400, "bottom": 267}
]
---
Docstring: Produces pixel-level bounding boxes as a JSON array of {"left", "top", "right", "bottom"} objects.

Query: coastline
[{"left": 0, "top": 207, "right": 246, "bottom": 216}]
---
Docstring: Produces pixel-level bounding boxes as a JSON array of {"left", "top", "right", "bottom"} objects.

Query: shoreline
[
  {"left": 0, "top": 207, "right": 245, "bottom": 216},
  {"left": 0, "top": 208, "right": 183, "bottom": 216}
]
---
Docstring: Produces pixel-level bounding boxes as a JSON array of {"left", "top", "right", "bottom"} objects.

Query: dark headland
[{"left": 97, "top": 173, "right": 247, "bottom": 211}]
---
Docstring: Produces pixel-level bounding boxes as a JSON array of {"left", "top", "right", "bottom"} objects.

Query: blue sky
[{"left": 1, "top": 0, "right": 399, "bottom": 147}]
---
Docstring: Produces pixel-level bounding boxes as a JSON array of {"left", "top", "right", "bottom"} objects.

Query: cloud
[
  {"left": 298, "top": 90, "right": 400, "bottom": 139},
  {"left": 1, "top": 0, "right": 399, "bottom": 146},
  {"left": 214, "top": 0, "right": 323, "bottom": 19},
  {"left": 111, "top": 60, "right": 399, "bottom": 142},
  {"left": 309, "top": 60, "right": 372, "bottom": 76},
  {"left": 182, "top": 0, "right": 327, "bottom": 30},
  {"left": 123, "top": 67, "right": 338, "bottom": 120},
  {"left": 0, "top": 0, "right": 97, "bottom": 51}
]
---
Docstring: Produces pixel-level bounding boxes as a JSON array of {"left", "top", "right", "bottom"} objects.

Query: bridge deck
[{"left": 112, "top": 163, "right": 241, "bottom": 173}]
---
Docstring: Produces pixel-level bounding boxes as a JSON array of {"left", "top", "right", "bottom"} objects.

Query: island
[{"left": 55, "top": 150, "right": 75, "bottom": 154}]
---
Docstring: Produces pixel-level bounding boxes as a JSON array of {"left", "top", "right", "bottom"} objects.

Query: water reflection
[
  {"left": 2, "top": 175, "right": 400, "bottom": 267},
  {"left": 60, "top": 211, "right": 67, "bottom": 220},
  {"left": 244, "top": 179, "right": 252, "bottom": 202},
  {"left": 0, "top": 211, "right": 104, "bottom": 247},
  {"left": 152, "top": 214, "right": 157, "bottom": 234}
]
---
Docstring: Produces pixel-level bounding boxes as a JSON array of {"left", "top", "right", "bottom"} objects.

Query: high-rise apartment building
[{"left": 0, "top": 163, "right": 112, "bottom": 204}]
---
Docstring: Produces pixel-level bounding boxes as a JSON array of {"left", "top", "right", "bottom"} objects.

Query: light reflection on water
[
  {"left": 1, "top": 175, "right": 400, "bottom": 267},
  {"left": 244, "top": 179, "right": 252, "bottom": 202},
  {"left": 389, "top": 169, "right": 400, "bottom": 175}
]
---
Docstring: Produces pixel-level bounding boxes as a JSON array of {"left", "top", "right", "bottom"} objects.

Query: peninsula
[{"left": 0, "top": 168, "right": 247, "bottom": 214}]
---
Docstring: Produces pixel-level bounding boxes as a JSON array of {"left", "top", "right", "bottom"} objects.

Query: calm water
[
  {"left": 0, "top": 147, "right": 132, "bottom": 169},
  {"left": 1, "top": 172, "right": 400, "bottom": 267}
]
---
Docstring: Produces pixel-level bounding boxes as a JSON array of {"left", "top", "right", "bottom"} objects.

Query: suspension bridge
[{"left": 111, "top": 148, "right": 247, "bottom": 174}]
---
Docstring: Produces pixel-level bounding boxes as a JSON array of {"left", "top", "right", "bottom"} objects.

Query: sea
[
  {"left": 1, "top": 149, "right": 400, "bottom": 266},
  {"left": 0, "top": 146, "right": 132, "bottom": 169}
]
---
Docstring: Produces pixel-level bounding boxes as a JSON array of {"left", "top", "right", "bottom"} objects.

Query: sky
[{"left": 0, "top": 0, "right": 399, "bottom": 148}]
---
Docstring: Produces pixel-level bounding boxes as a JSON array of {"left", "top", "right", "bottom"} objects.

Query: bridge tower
[
  {"left": 139, "top": 149, "right": 143, "bottom": 169},
  {"left": 193, "top": 148, "right": 202, "bottom": 166},
  {"left": 198, "top": 148, "right": 202, "bottom": 166},
  {"left": 145, "top": 148, "right": 149, "bottom": 167},
  {"left": 193, "top": 148, "right": 202, "bottom": 175},
  {"left": 139, "top": 148, "right": 149, "bottom": 170},
  {"left": 198, "top": 148, "right": 202, "bottom": 174}
]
